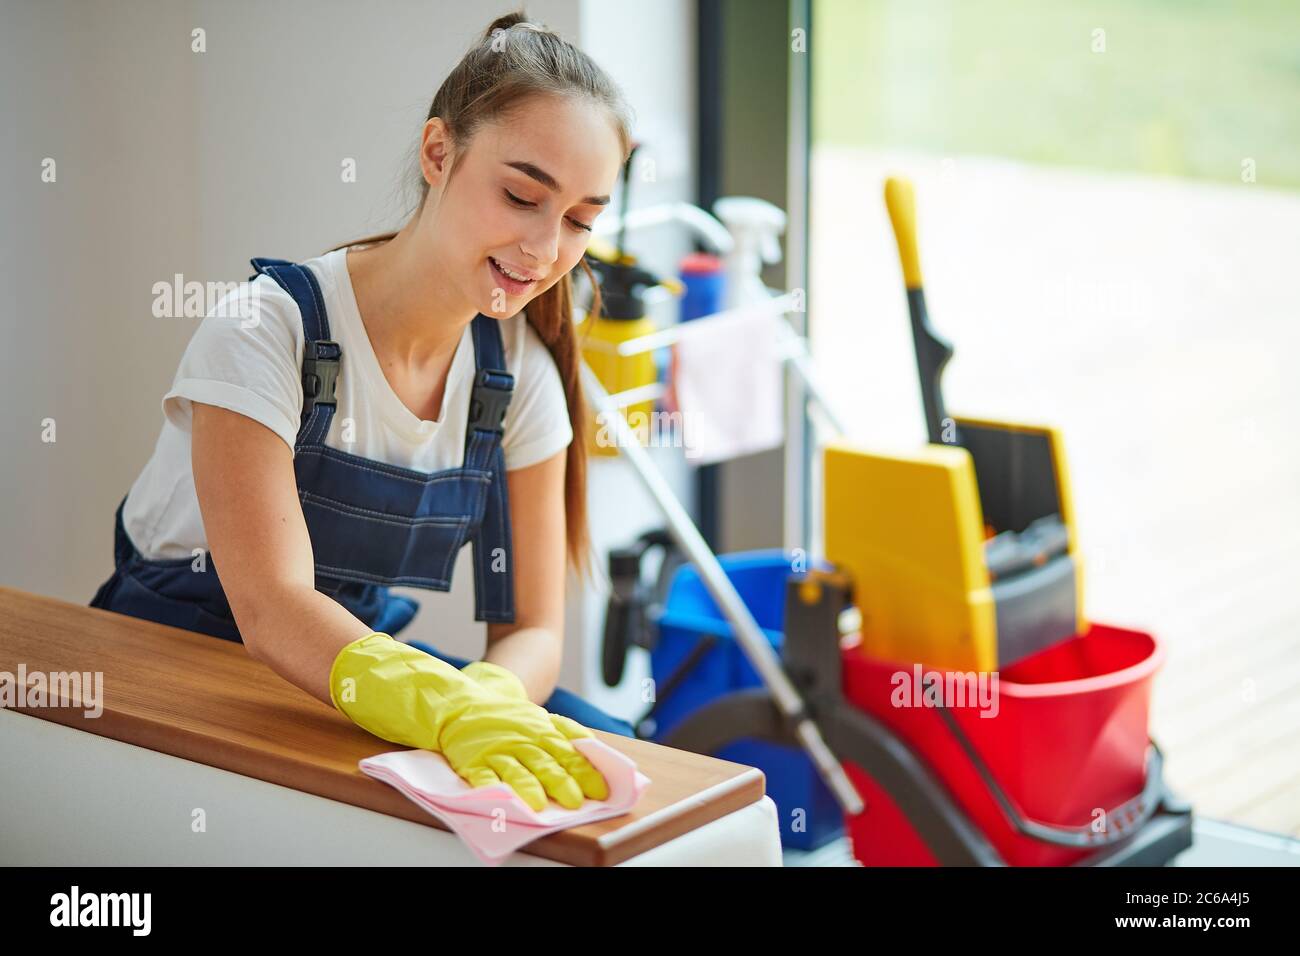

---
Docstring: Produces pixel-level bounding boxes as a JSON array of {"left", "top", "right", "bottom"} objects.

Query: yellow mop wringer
[{"left": 824, "top": 177, "right": 1085, "bottom": 672}]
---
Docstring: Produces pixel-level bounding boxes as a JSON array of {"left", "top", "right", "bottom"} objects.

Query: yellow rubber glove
[
  {"left": 461, "top": 660, "right": 607, "bottom": 768},
  {"left": 461, "top": 659, "right": 532, "bottom": 701},
  {"left": 330, "top": 633, "right": 609, "bottom": 810}
]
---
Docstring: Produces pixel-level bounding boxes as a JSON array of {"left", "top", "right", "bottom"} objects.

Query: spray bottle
[{"left": 712, "top": 197, "right": 787, "bottom": 309}]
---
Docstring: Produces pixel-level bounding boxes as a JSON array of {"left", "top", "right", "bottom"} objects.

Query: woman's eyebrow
[{"left": 504, "top": 160, "right": 610, "bottom": 206}]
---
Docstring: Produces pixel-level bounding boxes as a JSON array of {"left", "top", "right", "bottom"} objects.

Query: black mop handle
[{"left": 885, "top": 177, "right": 956, "bottom": 446}]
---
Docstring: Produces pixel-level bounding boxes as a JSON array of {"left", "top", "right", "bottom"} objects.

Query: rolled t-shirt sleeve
[
  {"left": 161, "top": 276, "right": 305, "bottom": 453},
  {"left": 501, "top": 318, "right": 575, "bottom": 471}
]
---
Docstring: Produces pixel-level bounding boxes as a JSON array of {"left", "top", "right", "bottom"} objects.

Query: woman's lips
[{"left": 488, "top": 256, "right": 538, "bottom": 295}]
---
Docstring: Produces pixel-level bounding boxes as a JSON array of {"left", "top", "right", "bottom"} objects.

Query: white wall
[{"left": 0, "top": 0, "right": 697, "bottom": 714}]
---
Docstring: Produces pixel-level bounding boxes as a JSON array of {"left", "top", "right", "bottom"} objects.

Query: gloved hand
[
  {"left": 461, "top": 659, "right": 531, "bottom": 701},
  {"left": 330, "top": 633, "right": 609, "bottom": 811},
  {"left": 461, "top": 660, "right": 607, "bottom": 777}
]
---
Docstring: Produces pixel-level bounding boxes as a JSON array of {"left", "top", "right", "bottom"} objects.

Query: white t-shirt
[{"left": 123, "top": 247, "right": 573, "bottom": 561}]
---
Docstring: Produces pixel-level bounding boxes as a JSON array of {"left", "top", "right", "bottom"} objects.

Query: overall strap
[
  {"left": 249, "top": 258, "right": 340, "bottom": 447},
  {"left": 463, "top": 314, "right": 515, "bottom": 470},
  {"left": 465, "top": 314, "right": 517, "bottom": 623}
]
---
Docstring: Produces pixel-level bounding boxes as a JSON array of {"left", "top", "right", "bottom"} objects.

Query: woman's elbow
[{"left": 226, "top": 585, "right": 288, "bottom": 663}]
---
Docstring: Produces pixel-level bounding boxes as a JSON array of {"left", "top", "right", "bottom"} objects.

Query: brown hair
[{"left": 331, "top": 10, "right": 634, "bottom": 577}]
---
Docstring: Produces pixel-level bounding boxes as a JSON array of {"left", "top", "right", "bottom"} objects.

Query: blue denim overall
[{"left": 90, "top": 256, "right": 633, "bottom": 737}]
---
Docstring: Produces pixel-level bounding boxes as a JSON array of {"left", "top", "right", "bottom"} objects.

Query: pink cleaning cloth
[
  {"left": 669, "top": 304, "right": 785, "bottom": 465},
  {"left": 359, "top": 737, "right": 651, "bottom": 866}
]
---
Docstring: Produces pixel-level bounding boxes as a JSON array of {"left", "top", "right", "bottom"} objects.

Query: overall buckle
[
  {"left": 302, "top": 340, "right": 341, "bottom": 414},
  {"left": 468, "top": 368, "right": 515, "bottom": 435}
]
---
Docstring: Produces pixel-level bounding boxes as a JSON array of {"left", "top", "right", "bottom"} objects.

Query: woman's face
[{"left": 421, "top": 95, "right": 624, "bottom": 319}]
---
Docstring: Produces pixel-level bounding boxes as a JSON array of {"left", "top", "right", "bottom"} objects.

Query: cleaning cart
[{"left": 585, "top": 179, "right": 1193, "bottom": 865}]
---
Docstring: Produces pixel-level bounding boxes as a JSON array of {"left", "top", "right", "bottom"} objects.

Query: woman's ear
[{"left": 419, "top": 117, "right": 453, "bottom": 187}]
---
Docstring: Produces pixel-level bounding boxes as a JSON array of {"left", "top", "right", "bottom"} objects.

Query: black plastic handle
[{"left": 934, "top": 704, "right": 1165, "bottom": 849}]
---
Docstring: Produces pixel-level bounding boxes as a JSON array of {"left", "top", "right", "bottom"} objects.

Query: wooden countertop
[{"left": 0, "top": 586, "right": 766, "bottom": 866}]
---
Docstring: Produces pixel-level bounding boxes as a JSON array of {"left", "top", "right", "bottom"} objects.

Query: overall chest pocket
[{"left": 298, "top": 490, "right": 472, "bottom": 589}]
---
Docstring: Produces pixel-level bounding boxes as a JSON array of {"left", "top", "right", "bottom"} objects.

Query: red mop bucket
[{"left": 841, "top": 622, "right": 1164, "bottom": 866}]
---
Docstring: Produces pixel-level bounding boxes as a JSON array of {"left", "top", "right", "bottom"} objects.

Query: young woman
[{"left": 89, "top": 12, "right": 636, "bottom": 812}]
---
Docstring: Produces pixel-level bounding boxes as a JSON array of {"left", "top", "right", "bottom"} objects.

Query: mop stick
[{"left": 580, "top": 362, "right": 865, "bottom": 815}]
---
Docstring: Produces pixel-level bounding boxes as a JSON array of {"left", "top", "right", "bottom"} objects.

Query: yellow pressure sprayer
[{"left": 580, "top": 237, "right": 684, "bottom": 457}]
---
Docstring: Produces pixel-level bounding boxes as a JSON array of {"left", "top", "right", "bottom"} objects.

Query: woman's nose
[{"left": 519, "top": 219, "right": 560, "bottom": 270}]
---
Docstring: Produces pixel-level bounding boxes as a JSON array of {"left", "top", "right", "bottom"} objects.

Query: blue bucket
[{"left": 650, "top": 549, "right": 843, "bottom": 850}]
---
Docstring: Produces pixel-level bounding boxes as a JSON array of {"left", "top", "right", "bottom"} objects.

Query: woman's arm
[
  {"left": 190, "top": 402, "right": 373, "bottom": 705},
  {"left": 483, "top": 448, "right": 569, "bottom": 704}
]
